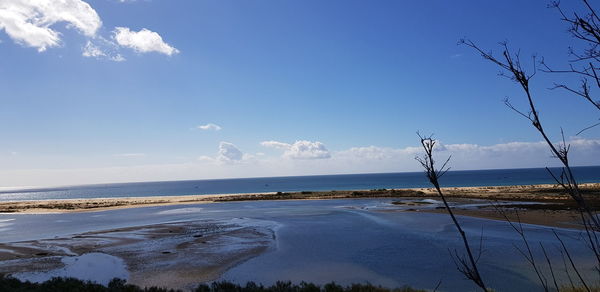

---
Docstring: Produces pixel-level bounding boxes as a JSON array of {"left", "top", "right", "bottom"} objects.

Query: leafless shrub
[
  {"left": 416, "top": 133, "right": 488, "bottom": 292},
  {"left": 428, "top": 1, "right": 600, "bottom": 291},
  {"left": 460, "top": 0, "right": 600, "bottom": 270}
]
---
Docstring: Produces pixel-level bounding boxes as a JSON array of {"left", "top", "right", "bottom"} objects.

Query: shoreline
[
  {"left": 1, "top": 183, "right": 599, "bottom": 214},
  {"left": 1, "top": 183, "right": 599, "bottom": 230}
]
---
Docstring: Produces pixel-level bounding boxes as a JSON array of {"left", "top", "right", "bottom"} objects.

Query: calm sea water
[{"left": 1, "top": 166, "right": 599, "bottom": 202}]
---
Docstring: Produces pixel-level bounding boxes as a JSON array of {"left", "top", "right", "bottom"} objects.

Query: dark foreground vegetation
[
  {"left": 2, "top": 275, "right": 599, "bottom": 292},
  {"left": 0, "top": 276, "right": 426, "bottom": 292}
]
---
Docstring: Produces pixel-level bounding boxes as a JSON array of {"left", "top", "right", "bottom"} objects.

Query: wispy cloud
[
  {"left": 81, "top": 38, "right": 125, "bottom": 61},
  {"left": 197, "top": 123, "right": 222, "bottom": 131},
  {"left": 82, "top": 41, "right": 105, "bottom": 58},
  {"left": 113, "top": 153, "right": 146, "bottom": 158},
  {"left": 261, "top": 140, "right": 331, "bottom": 159}
]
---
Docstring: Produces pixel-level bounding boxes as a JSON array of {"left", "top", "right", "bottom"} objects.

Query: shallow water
[
  {"left": 13, "top": 253, "right": 128, "bottom": 285},
  {"left": 1, "top": 199, "right": 597, "bottom": 291}
]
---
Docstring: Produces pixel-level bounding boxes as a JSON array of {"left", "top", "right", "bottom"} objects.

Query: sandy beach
[
  {"left": 3, "top": 183, "right": 600, "bottom": 211},
  {"left": 2, "top": 183, "right": 598, "bottom": 229}
]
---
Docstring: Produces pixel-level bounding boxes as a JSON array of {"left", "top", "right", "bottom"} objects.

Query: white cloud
[
  {"left": 197, "top": 123, "right": 222, "bottom": 131},
  {"left": 82, "top": 40, "right": 104, "bottom": 57},
  {"left": 0, "top": 1, "right": 176, "bottom": 61},
  {"left": 0, "top": 0, "right": 101, "bottom": 52},
  {"left": 111, "top": 54, "right": 125, "bottom": 62},
  {"left": 197, "top": 155, "right": 214, "bottom": 162},
  {"left": 197, "top": 142, "right": 251, "bottom": 164},
  {"left": 260, "top": 141, "right": 291, "bottom": 149},
  {"left": 261, "top": 140, "right": 331, "bottom": 159},
  {"left": 324, "top": 138, "right": 600, "bottom": 174},
  {"left": 2, "top": 138, "right": 600, "bottom": 188},
  {"left": 568, "top": 137, "right": 600, "bottom": 149},
  {"left": 403, "top": 138, "right": 600, "bottom": 170},
  {"left": 337, "top": 146, "right": 398, "bottom": 160},
  {"left": 218, "top": 142, "right": 243, "bottom": 162},
  {"left": 113, "top": 27, "right": 179, "bottom": 56},
  {"left": 287, "top": 141, "right": 331, "bottom": 159}
]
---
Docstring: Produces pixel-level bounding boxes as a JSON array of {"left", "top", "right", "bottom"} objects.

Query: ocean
[{"left": 1, "top": 166, "right": 599, "bottom": 202}]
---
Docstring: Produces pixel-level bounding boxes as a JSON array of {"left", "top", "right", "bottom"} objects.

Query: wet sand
[
  {"left": 415, "top": 199, "right": 585, "bottom": 230},
  {"left": 0, "top": 218, "right": 277, "bottom": 289}
]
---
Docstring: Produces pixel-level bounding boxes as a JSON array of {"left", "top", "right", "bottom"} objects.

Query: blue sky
[{"left": 1, "top": 0, "right": 599, "bottom": 187}]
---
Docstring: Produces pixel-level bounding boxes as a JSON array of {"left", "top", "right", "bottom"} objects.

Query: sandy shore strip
[{"left": 1, "top": 183, "right": 599, "bottom": 214}]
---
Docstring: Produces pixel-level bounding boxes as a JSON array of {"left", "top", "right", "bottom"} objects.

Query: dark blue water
[{"left": 1, "top": 166, "right": 599, "bottom": 201}]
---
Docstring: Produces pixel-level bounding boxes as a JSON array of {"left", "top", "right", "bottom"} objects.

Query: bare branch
[
  {"left": 463, "top": 37, "right": 600, "bottom": 243},
  {"left": 417, "top": 133, "right": 488, "bottom": 291},
  {"left": 540, "top": 243, "right": 560, "bottom": 292},
  {"left": 554, "top": 230, "right": 592, "bottom": 292},
  {"left": 576, "top": 120, "right": 600, "bottom": 135}
]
